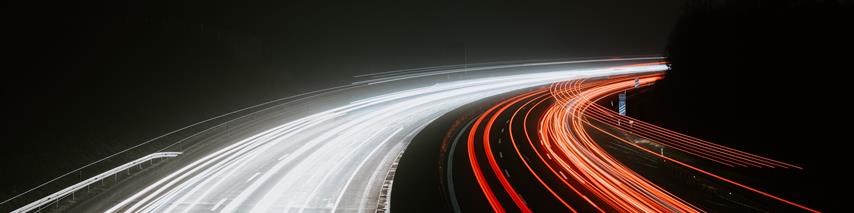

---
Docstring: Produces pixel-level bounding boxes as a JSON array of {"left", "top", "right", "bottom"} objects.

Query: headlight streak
[
  {"left": 103, "top": 61, "right": 667, "bottom": 212},
  {"left": 353, "top": 57, "right": 665, "bottom": 79},
  {"left": 352, "top": 57, "right": 665, "bottom": 85},
  {"left": 464, "top": 72, "right": 819, "bottom": 212}
]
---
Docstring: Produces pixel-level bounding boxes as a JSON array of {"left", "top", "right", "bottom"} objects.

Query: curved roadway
[{"left": 61, "top": 58, "right": 668, "bottom": 213}]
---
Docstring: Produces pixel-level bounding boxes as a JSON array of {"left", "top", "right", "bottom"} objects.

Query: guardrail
[
  {"left": 11, "top": 152, "right": 181, "bottom": 213},
  {"left": 0, "top": 84, "right": 357, "bottom": 212},
  {"left": 1, "top": 57, "right": 665, "bottom": 212}
]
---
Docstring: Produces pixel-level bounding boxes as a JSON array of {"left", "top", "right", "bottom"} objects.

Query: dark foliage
[{"left": 631, "top": 0, "right": 853, "bottom": 211}]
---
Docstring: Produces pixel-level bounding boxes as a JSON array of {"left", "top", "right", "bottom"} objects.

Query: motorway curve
[
  {"left": 81, "top": 59, "right": 668, "bottom": 213},
  {"left": 460, "top": 72, "right": 819, "bottom": 212}
]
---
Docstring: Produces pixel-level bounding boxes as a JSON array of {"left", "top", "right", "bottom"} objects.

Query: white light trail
[{"left": 103, "top": 61, "right": 668, "bottom": 213}]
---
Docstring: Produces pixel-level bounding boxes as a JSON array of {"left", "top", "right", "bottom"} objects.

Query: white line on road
[
  {"left": 278, "top": 153, "right": 290, "bottom": 161},
  {"left": 211, "top": 198, "right": 227, "bottom": 211},
  {"left": 100, "top": 61, "right": 668, "bottom": 213},
  {"left": 330, "top": 127, "right": 404, "bottom": 213},
  {"left": 247, "top": 172, "right": 261, "bottom": 183}
]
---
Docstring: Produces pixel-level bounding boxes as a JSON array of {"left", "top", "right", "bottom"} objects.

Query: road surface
[
  {"left": 441, "top": 75, "right": 818, "bottom": 212},
  {"left": 51, "top": 58, "right": 668, "bottom": 213}
]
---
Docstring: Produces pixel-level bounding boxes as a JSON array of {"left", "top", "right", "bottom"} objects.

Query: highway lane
[
  {"left": 455, "top": 76, "right": 819, "bottom": 212},
  {"left": 50, "top": 59, "right": 668, "bottom": 213}
]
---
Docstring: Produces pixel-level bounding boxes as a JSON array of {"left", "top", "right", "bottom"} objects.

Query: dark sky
[{"left": 2, "top": 0, "right": 684, "bottom": 198}]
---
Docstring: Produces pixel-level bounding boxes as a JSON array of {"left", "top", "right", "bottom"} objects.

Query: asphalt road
[
  {"left": 39, "top": 59, "right": 668, "bottom": 213},
  {"left": 405, "top": 76, "right": 817, "bottom": 212}
]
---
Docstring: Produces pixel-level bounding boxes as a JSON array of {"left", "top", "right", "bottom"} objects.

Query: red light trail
[{"left": 464, "top": 67, "right": 819, "bottom": 212}]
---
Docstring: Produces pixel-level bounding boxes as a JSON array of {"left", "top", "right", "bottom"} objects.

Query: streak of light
[
  {"left": 464, "top": 71, "right": 818, "bottom": 212},
  {"left": 105, "top": 60, "right": 668, "bottom": 212}
]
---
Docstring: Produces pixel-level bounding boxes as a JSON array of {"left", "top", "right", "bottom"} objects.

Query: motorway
[
  {"left": 44, "top": 58, "right": 668, "bottom": 213},
  {"left": 437, "top": 74, "right": 819, "bottom": 212}
]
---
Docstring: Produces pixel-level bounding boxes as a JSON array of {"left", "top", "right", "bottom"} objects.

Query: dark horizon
[
  {"left": 3, "top": 0, "right": 848, "bottom": 211},
  {"left": 4, "top": 0, "right": 682, "bottom": 195}
]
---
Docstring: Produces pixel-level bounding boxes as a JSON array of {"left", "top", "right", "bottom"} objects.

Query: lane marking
[
  {"left": 330, "top": 127, "right": 404, "bottom": 213},
  {"left": 277, "top": 153, "right": 290, "bottom": 161},
  {"left": 247, "top": 172, "right": 261, "bottom": 183},
  {"left": 211, "top": 198, "right": 227, "bottom": 211}
]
